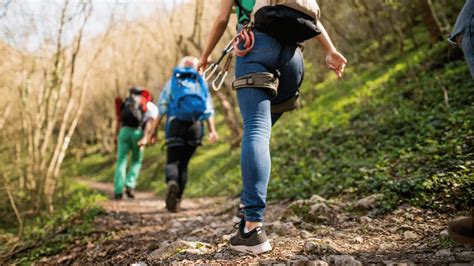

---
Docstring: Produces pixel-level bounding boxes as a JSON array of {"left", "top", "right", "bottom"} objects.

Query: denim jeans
[
  {"left": 450, "top": 0, "right": 474, "bottom": 78},
  {"left": 235, "top": 29, "right": 304, "bottom": 222},
  {"left": 461, "top": 14, "right": 474, "bottom": 78}
]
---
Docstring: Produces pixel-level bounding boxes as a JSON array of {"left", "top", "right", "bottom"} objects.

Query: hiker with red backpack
[
  {"left": 154, "top": 56, "right": 219, "bottom": 212},
  {"left": 113, "top": 87, "right": 158, "bottom": 200},
  {"left": 198, "top": 0, "right": 347, "bottom": 254}
]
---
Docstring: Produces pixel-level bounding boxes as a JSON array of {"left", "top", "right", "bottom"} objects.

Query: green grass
[
  {"left": 68, "top": 42, "right": 473, "bottom": 212},
  {"left": 0, "top": 182, "right": 106, "bottom": 264}
]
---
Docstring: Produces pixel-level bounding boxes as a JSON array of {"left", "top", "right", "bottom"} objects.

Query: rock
[
  {"left": 279, "top": 222, "right": 299, "bottom": 236},
  {"left": 403, "top": 231, "right": 418, "bottom": 240},
  {"left": 456, "top": 251, "right": 474, "bottom": 261},
  {"left": 300, "top": 230, "right": 313, "bottom": 239},
  {"left": 304, "top": 238, "right": 339, "bottom": 254},
  {"left": 222, "top": 234, "right": 233, "bottom": 241},
  {"left": 309, "top": 194, "right": 327, "bottom": 203},
  {"left": 306, "top": 261, "right": 329, "bottom": 266},
  {"left": 148, "top": 240, "right": 212, "bottom": 259},
  {"left": 327, "top": 255, "right": 362, "bottom": 266},
  {"left": 309, "top": 203, "right": 331, "bottom": 216},
  {"left": 355, "top": 194, "right": 383, "bottom": 210},
  {"left": 131, "top": 262, "right": 147, "bottom": 266},
  {"left": 289, "top": 199, "right": 308, "bottom": 209},
  {"left": 170, "top": 221, "right": 183, "bottom": 229},
  {"left": 359, "top": 216, "right": 372, "bottom": 224},
  {"left": 300, "top": 222, "right": 316, "bottom": 231},
  {"left": 214, "top": 252, "right": 225, "bottom": 259},
  {"left": 440, "top": 229, "right": 449, "bottom": 238},
  {"left": 286, "top": 260, "right": 306, "bottom": 266},
  {"left": 353, "top": 236, "right": 363, "bottom": 244},
  {"left": 290, "top": 255, "right": 309, "bottom": 261},
  {"left": 383, "top": 262, "right": 409, "bottom": 266},
  {"left": 435, "top": 249, "right": 452, "bottom": 257}
]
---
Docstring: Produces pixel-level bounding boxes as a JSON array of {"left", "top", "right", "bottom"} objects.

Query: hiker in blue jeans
[
  {"left": 198, "top": 0, "right": 346, "bottom": 254},
  {"left": 449, "top": 0, "right": 474, "bottom": 78}
]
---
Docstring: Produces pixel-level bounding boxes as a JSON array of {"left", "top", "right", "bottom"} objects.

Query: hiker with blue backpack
[
  {"left": 154, "top": 56, "right": 219, "bottom": 212},
  {"left": 198, "top": 0, "right": 347, "bottom": 254}
]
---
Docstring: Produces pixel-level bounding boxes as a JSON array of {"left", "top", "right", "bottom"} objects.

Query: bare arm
[
  {"left": 138, "top": 118, "right": 158, "bottom": 146},
  {"left": 198, "top": 0, "right": 234, "bottom": 71},
  {"left": 315, "top": 21, "right": 347, "bottom": 78}
]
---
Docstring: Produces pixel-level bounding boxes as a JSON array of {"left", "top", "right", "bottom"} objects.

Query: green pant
[{"left": 114, "top": 127, "right": 144, "bottom": 195}]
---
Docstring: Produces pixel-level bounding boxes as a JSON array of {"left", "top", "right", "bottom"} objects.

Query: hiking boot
[
  {"left": 229, "top": 219, "right": 272, "bottom": 255},
  {"left": 114, "top": 193, "right": 123, "bottom": 200},
  {"left": 125, "top": 187, "right": 135, "bottom": 199},
  {"left": 448, "top": 216, "right": 474, "bottom": 246},
  {"left": 166, "top": 180, "right": 179, "bottom": 212}
]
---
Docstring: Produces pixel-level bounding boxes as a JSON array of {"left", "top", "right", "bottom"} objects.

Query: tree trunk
[{"left": 419, "top": 0, "right": 443, "bottom": 43}]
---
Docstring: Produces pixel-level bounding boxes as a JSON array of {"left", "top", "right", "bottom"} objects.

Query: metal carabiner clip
[
  {"left": 203, "top": 39, "right": 234, "bottom": 81},
  {"left": 212, "top": 52, "right": 234, "bottom": 91}
]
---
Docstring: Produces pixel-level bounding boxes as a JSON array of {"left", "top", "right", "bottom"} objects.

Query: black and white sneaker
[
  {"left": 165, "top": 180, "right": 179, "bottom": 212},
  {"left": 229, "top": 219, "right": 272, "bottom": 255}
]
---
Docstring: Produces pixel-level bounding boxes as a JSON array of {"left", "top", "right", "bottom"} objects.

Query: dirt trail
[{"left": 39, "top": 180, "right": 473, "bottom": 265}]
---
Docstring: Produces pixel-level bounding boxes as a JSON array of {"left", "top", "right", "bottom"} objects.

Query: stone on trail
[
  {"left": 304, "top": 238, "right": 339, "bottom": 254},
  {"left": 290, "top": 255, "right": 309, "bottom": 261},
  {"left": 148, "top": 240, "right": 212, "bottom": 259},
  {"left": 280, "top": 222, "right": 299, "bottom": 236},
  {"left": 359, "top": 216, "right": 372, "bottom": 224},
  {"left": 326, "top": 255, "right": 362, "bottom": 266},
  {"left": 403, "top": 231, "right": 418, "bottom": 240},
  {"left": 309, "top": 194, "right": 327, "bottom": 203},
  {"left": 309, "top": 203, "right": 331, "bottom": 216},
  {"left": 353, "top": 236, "right": 363, "bottom": 244},
  {"left": 456, "top": 251, "right": 474, "bottom": 261},
  {"left": 355, "top": 194, "right": 383, "bottom": 210},
  {"left": 306, "top": 260, "right": 329, "bottom": 266},
  {"left": 435, "top": 249, "right": 452, "bottom": 257}
]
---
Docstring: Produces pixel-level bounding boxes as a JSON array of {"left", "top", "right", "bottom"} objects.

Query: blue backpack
[{"left": 169, "top": 67, "right": 208, "bottom": 121}]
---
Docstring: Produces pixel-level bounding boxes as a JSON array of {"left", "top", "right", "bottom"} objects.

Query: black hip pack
[{"left": 254, "top": 5, "right": 321, "bottom": 44}]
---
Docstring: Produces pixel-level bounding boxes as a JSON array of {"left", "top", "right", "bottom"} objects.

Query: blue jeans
[
  {"left": 235, "top": 30, "right": 304, "bottom": 222},
  {"left": 461, "top": 14, "right": 474, "bottom": 78}
]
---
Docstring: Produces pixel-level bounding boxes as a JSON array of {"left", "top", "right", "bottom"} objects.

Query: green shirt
[{"left": 235, "top": 0, "right": 256, "bottom": 24}]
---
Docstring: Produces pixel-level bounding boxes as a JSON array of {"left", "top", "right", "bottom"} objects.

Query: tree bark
[{"left": 419, "top": 0, "right": 443, "bottom": 43}]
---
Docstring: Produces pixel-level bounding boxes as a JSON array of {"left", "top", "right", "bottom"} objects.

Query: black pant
[
  {"left": 165, "top": 145, "right": 197, "bottom": 199},
  {"left": 164, "top": 119, "right": 202, "bottom": 199}
]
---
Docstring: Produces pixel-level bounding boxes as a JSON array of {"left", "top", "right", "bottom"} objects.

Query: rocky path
[{"left": 39, "top": 180, "right": 473, "bottom": 265}]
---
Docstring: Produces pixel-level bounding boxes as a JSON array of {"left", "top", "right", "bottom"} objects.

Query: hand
[
  {"left": 208, "top": 131, "right": 219, "bottom": 144},
  {"left": 137, "top": 137, "right": 148, "bottom": 147},
  {"left": 325, "top": 50, "right": 347, "bottom": 78},
  {"left": 197, "top": 56, "right": 211, "bottom": 74},
  {"left": 149, "top": 134, "right": 157, "bottom": 145}
]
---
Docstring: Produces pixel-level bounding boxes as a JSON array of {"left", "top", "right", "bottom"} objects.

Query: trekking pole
[
  {"left": 212, "top": 52, "right": 234, "bottom": 91},
  {"left": 203, "top": 39, "right": 234, "bottom": 81}
]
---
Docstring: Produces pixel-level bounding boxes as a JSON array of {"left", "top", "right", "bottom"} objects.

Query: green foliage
[
  {"left": 269, "top": 42, "right": 473, "bottom": 211},
  {"left": 1, "top": 183, "right": 106, "bottom": 264}
]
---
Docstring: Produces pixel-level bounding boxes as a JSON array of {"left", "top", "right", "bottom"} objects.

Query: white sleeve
[{"left": 145, "top": 102, "right": 159, "bottom": 119}]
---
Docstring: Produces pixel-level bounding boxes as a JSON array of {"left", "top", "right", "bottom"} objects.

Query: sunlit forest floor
[{"left": 33, "top": 180, "right": 473, "bottom": 265}]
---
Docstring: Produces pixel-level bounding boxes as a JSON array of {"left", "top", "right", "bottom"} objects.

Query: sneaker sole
[
  {"left": 166, "top": 182, "right": 179, "bottom": 212},
  {"left": 229, "top": 240, "right": 272, "bottom": 255}
]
